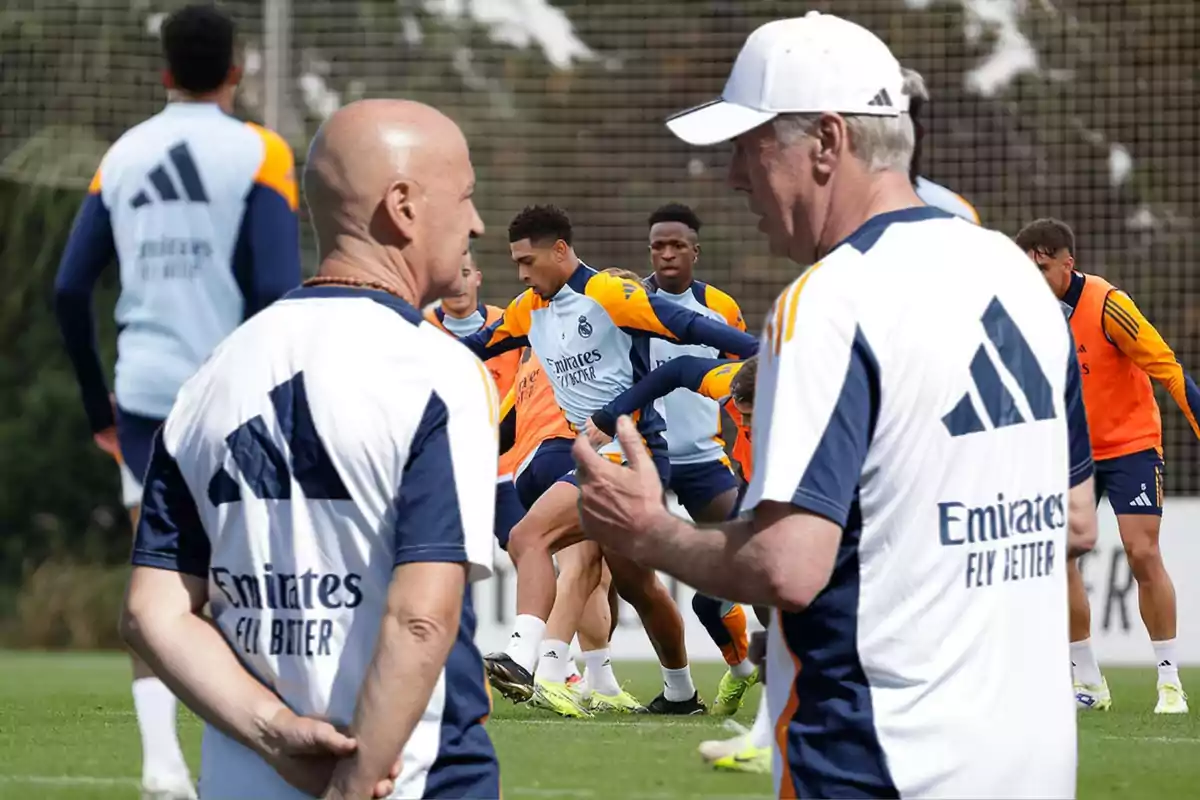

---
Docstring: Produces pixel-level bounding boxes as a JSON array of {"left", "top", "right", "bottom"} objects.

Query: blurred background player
[
  {"left": 426, "top": 251, "right": 526, "bottom": 550},
  {"left": 497, "top": 338, "right": 643, "bottom": 715},
  {"left": 1019, "top": 217, "right": 1197, "bottom": 714},
  {"left": 642, "top": 203, "right": 746, "bottom": 524},
  {"left": 638, "top": 207, "right": 758, "bottom": 718},
  {"left": 52, "top": 5, "right": 301, "bottom": 798},
  {"left": 905, "top": 67, "right": 980, "bottom": 224},
  {"left": 463, "top": 204, "right": 758, "bottom": 716},
  {"left": 425, "top": 249, "right": 521, "bottom": 400}
]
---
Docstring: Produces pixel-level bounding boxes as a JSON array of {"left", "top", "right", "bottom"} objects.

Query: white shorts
[{"left": 119, "top": 460, "right": 143, "bottom": 509}]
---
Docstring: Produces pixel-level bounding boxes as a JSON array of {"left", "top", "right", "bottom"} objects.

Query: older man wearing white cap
[{"left": 574, "top": 12, "right": 1098, "bottom": 799}]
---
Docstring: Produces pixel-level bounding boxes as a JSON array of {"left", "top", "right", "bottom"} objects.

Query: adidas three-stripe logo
[
  {"left": 1130, "top": 492, "right": 1154, "bottom": 508},
  {"left": 867, "top": 88, "right": 893, "bottom": 107},
  {"left": 943, "top": 297, "right": 1057, "bottom": 437},
  {"left": 129, "top": 142, "right": 209, "bottom": 209}
]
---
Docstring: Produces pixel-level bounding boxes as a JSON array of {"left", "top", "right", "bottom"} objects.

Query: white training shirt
[
  {"left": 744, "top": 207, "right": 1093, "bottom": 799},
  {"left": 131, "top": 284, "right": 499, "bottom": 800}
]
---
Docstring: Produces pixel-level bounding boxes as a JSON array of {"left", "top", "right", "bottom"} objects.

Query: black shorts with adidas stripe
[{"left": 1095, "top": 448, "right": 1164, "bottom": 517}]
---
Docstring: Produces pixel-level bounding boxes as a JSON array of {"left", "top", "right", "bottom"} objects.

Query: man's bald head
[{"left": 304, "top": 99, "right": 484, "bottom": 305}]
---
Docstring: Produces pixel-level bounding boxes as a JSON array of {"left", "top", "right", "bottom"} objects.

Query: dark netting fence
[{"left": 1, "top": 0, "right": 1197, "bottom": 489}]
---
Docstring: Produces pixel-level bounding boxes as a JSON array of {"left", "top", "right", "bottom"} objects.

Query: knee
[
  {"left": 1124, "top": 539, "right": 1165, "bottom": 579},
  {"left": 507, "top": 521, "right": 544, "bottom": 563}
]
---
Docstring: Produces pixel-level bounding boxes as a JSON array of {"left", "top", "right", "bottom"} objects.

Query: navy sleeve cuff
[
  {"left": 1069, "top": 458, "right": 1095, "bottom": 488},
  {"left": 133, "top": 429, "right": 211, "bottom": 577},
  {"left": 392, "top": 391, "right": 470, "bottom": 567},
  {"left": 131, "top": 548, "right": 208, "bottom": 578},
  {"left": 789, "top": 486, "right": 851, "bottom": 528},
  {"left": 393, "top": 544, "right": 469, "bottom": 566},
  {"left": 592, "top": 408, "right": 618, "bottom": 436}
]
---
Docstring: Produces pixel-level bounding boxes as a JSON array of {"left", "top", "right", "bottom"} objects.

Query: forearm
[
  {"left": 625, "top": 514, "right": 782, "bottom": 607},
  {"left": 55, "top": 294, "right": 113, "bottom": 431},
  {"left": 595, "top": 360, "right": 698, "bottom": 435},
  {"left": 461, "top": 331, "right": 524, "bottom": 362},
  {"left": 1067, "top": 478, "right": 1098, "bottom": 558},
  {"left": 327, "top": 567, "right": 464, "bottom": 798},
  {"left": 121, "top": 604, "right": 291, "bottom": 758},
  {"left": 594, "top": 383, "right": 667, "bottom": 435},
  {"left": 679, "top": 316, "right": 758, "bottom": 358}
]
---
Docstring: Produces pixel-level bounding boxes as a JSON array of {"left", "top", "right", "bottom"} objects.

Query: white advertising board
[{"left": 471, "top": 495, "right": 1200, "bottom": 666}]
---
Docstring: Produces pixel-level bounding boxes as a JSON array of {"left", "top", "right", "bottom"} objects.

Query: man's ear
[
  {"left": 384, "top": 180, "right": 417, "bottom": 240},
  {"left": 812, "top": 113, "right": 849, "bottom": 177}
]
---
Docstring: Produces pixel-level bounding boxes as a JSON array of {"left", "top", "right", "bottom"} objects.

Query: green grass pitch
[{"left": 0, "top": 651, "right": 1195, "bottom": 798}]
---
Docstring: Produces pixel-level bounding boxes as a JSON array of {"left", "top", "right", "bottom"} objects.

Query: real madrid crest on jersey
[{"left": 577, "top": 315, "right": 593, "bottom": 338}]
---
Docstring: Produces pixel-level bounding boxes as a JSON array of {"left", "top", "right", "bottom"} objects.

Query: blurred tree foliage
[{"left": 0, "top": 0, "right": 1196, "bottom": 621}]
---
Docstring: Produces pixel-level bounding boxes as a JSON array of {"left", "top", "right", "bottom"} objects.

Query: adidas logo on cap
[{"left": 867, "top": 88, "right": 893, "bottom": 107}]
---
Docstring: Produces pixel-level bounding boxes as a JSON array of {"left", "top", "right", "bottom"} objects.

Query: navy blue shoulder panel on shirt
[
  {"left": 285, "top": 284, "right": 425, "bottom": 326},
  {"left": 392, "top": 390, "right": 469, "bottom": 568},
  {"left": 689, "top": 280, "right": 708, "bottom": 306},
  {"left": 566, "top": 262, "right": 598, "bottom": 294},
  {"left": 830, "top": 205, "right": 956, "bottom": 257},
  {"left": 1064, "top": 326, "right": 1094, "bottom": 487},
  {"left": 132, "top": 428, "right": 211, "bottom": 577},
  {"left": 789, "top": 326, "right": 881, "bottom": 527},
  {"left": 232, "top": 184, "right": 302, "bottom": 319},
  {"left": 54, "top": 192, "right": 119, "bottom": 433}
]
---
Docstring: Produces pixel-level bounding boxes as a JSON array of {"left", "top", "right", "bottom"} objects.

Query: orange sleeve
[
  {"left": 461, "top": 291, "right": 534, "bottom": 360},
  {"left": 697, "top": 362, "right": 743, "bottom": 401},
  {"left": 487, "top": 292, "right": 534, "bottom": 345},
  {"left": 704, "top": 285, "right": 747, "bottom": 332},
  {"left": 246, "top": 123, "right": 299, "bottom": 211},
  {"left": 583, "top": 272, "right": 678, "bottom": 339},
  {"left": 1103, "top": 290, "right": 1200, "bottom": 439}
]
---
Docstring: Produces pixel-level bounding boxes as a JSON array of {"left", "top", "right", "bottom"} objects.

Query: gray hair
[{"left": 772, "top": 67, "right": 927, "bottom": 174}]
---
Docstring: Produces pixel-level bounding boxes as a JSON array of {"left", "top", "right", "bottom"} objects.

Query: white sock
[
  {"left": 1153, "top": 639, "right": 1181, "bottom": 686},
  {"left": 582, "top": 649, "right": 621, "bottom": 696},
  {"left": 730, "top": 659, "right": 756, "bottom": 679},
  {"left": 536, "top": 639, "right": 571, "bottom": 683},
  {"left": 132, "top": 677, "right": 188, "bottom": 779},
  {"left": 1069, "top": 639, "right": 1104, "bottom": 687},
  {"left": 661, "top": 664, "right": 696, "bottom": 702},
  {"left": 749, "top": 690, "right": 772, "bottom": 749},
  {"left": 567, "top": 659, "right": 582, "bottom": 681},
  {"left": 505, "top": 614, "right": 546, "bottom": 674}
]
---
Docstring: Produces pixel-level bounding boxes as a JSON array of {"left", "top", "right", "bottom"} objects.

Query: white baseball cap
[{"left": 666, "top": 12, "right": 906, "bottom": 147}]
